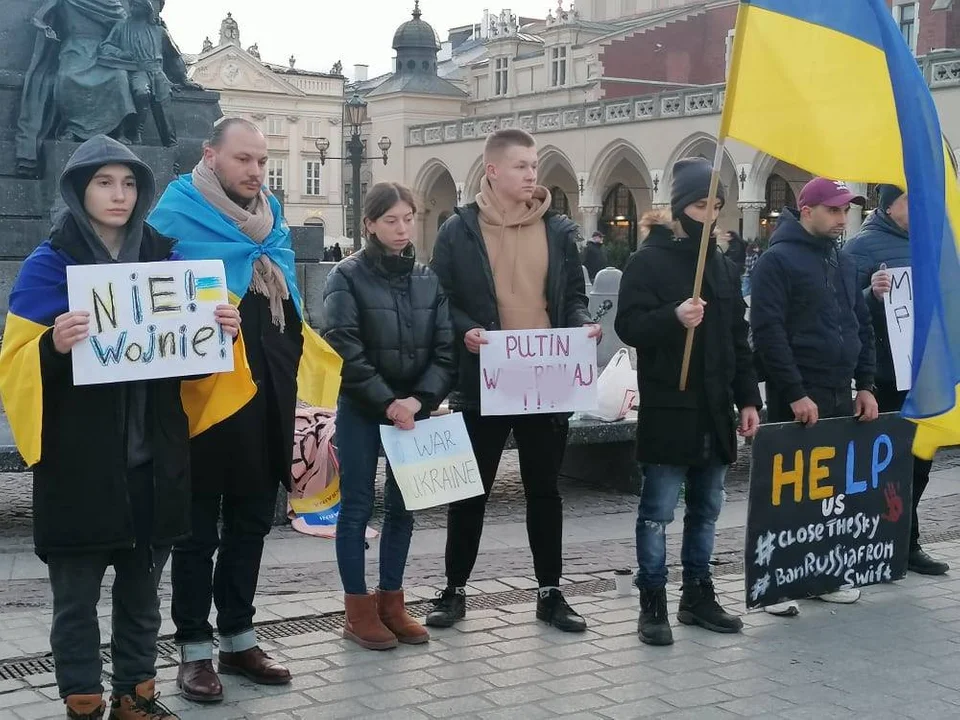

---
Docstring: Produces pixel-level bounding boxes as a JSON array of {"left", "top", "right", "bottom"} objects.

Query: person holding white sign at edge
[
  {"left": 428, "top": 129, "right": 601, "bottom": 633},
  {"left": 843, "top": 184, "right": 948, "bottom": 576},
  {"left": 322, "top": 182, "right": 456, "bottom": 650},
  {"left": 0, "top": 136, "right": 240, "bottom": 720},
  {"left": 614, "top": 158, "right": 762, "bottom": 646}
]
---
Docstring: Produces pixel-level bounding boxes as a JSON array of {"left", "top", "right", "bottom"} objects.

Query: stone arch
[
  {"left": 589, "top": 139, "right": 654, "bottom": 206},
  {"left": 539, "top": 145, "right": 579, "bottom": 220},
  {"left": 464, "top": 156, "right": 486, "bottom": 200},
  {"left": 588, "top": 140, "right": 653, "bottom": 258},
  {"left": 663, "top": 132, "right": 741, "bottom": 232},
  {"left": 414, "top": 159, "right": 457, "bottom": 259}
]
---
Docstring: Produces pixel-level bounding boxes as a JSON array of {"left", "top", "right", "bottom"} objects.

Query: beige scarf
[{"left": 192, "top": 160, "right": 291, "bottom": 331}]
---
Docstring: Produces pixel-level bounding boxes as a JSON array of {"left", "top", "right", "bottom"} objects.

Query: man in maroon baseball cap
[{"left": 750, "top": 175, "right": 878, "bottom": 615}]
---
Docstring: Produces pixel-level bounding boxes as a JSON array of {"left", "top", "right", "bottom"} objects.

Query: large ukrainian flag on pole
[{"left": 723, "top": 0, "right": 960, "bottom": 459}]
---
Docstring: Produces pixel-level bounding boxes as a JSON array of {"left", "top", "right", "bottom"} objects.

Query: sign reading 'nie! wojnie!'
[{"left": 745, "top": 414, "right": 914, "bottom": 609}]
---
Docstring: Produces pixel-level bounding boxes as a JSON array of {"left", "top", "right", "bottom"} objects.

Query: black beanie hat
[
  {"left": 877, "top": 184, "right": 904, "bottom": 212},
  {"left": 671, "top": 157, "right": 725, "bottom": 219}
]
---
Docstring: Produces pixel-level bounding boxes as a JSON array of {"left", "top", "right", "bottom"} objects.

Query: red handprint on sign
[{"left": 882, "top": 482, "right": 904, "bottom": 523}]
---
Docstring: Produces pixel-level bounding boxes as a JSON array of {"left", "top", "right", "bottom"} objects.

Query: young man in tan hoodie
[{"left": 429, "top": 129, "right": 600, "bottom": 632}]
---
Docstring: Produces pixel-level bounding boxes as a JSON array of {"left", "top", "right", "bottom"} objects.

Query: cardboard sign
[
  {"left": 883, "top": 266, "right": 914, "bottom": 391},
  {"left": 479, "top": 328, "right": 598, "bottom": 416},
  {"left": 67, "top": 260, "right": 233, "bottom": 385},
  {"left": 380, "top": 413, "right": 484, "bottom": 511},
  {"left": 744, "top": 413, "right": 913, "bottom": 609}
]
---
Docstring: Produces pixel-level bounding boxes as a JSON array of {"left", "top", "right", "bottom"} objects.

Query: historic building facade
[
  {"left": 358, "top": 0, "right": 960, "bottom": 258},
  {"left": 186, "top": 14, "right": 347, "bottom": 236}
]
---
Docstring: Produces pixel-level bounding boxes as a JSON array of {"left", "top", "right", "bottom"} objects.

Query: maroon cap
[{"left": 798, "top": 178, "right": 866, "bottom": 209}]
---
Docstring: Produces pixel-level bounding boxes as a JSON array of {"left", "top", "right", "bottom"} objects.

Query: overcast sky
[{"left": 162, "top": 1, "right": 553, "bottom": 79}]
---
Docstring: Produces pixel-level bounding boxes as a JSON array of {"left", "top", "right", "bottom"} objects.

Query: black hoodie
[
  {"left": 750, "top": 208, "right": 875, "bottom": 404},
  {"left": 30, "top": 136, "right": 191, "bottom": 557}
]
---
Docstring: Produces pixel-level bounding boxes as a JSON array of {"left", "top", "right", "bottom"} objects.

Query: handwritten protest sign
[
  {"left": 744, "top": 413, "right": 913, "bottom": 609},
  {"left": 380, "top": 413, "right": 484, "bottom": 511},
  {"left": 479, "top": 328, "right": 598, "bottom": 416},
  {"left": 883, "top": 266, "right": 914, "bottom": 391},
  {"left": 67, "top": 260, "right": 233, "bottom": 385}
]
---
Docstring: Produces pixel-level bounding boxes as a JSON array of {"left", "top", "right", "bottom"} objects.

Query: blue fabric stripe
[
  {"left": 866, "top": 0, "right": 960, "bottom": 419},
  {"left": 9, "top": 242, "right": 70, "bottom": 326},
  {"left": 746, "top": 0, "right": 883, "bottom": 49}
]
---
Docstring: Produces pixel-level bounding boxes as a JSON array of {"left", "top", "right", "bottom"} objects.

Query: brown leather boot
[
  {"left": 176, "top": 659, "right": 222, "bottom": 703},
  {"left": 343, "top": 593, "right": 398, "bottom": 650},
  {"left": 65, "top": 695, "right": 105, "bottom": 719},
  {"left": 218, "top": 647, "right": 291, "bottom": 685},
  {"left": 377, "top": 588, "right": 430, "bottom": 645},
  {"left": 108, "top": 679, "right": 178, "bottom": 720}
]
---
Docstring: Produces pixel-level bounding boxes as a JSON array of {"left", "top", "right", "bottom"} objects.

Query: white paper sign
[
  {"left": 67, "top": 260, "right": 234, "bottom": 385},
  {"left": 479, "top": 327, "right": 598, "bottom": 416},
  {"left": 883, "top": 266, "right": 914, "bottom": 391},
  {"left": 380, "top": 413, "right": 484, "bottom": 511}
]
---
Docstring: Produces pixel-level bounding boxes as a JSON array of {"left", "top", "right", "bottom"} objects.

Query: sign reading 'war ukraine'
[
  {"left": 67, "top": 260, "right": 233, "bottom": 385},
  {"left": 745, "top": 414, "right": 914, "bottom": 609},
  {"left": 479, "top": 328, "right": 598, "bottom": 416},
  {"left": 380, "top": 413, "right": 484, "bottom": 511}
]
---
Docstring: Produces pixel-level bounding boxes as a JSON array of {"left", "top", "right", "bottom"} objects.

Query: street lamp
[{"left": 315, "top": 92, "right": 391, "bottom": 251}]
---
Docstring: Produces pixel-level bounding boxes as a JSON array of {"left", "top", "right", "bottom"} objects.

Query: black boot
[
  {"left": 677, "top": 578, "right": 743, "bottom": 634},
  {"left": 909, "top": 548, "right": 950, "bottom": 576},
  {"left": 425, "top": 587, "right": 466, "bottom": 628},
  {"left": 638, "top": 588, "right": 673, "bottom": 646},
  {"left": 536, "top": 589, "right": 587, "bottom": 633}
]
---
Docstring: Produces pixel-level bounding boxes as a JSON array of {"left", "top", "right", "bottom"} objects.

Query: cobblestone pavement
[{"left": 2, "top": 542, "right": 960, "bottom": 719}]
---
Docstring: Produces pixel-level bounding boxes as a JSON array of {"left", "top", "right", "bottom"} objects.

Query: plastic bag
[{"left": 584, "top": 348, "right": 638, "bottom": 422}]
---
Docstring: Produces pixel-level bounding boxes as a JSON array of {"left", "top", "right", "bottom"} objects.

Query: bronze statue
[
  {"left": 100, "top": 0, "right": 177, "bottom": 146},
  {"left": 14, "top": 0, "right": 200, "bottom": 177}
]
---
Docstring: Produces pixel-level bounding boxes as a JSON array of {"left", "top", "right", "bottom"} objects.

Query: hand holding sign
[
  {"left": 871, "top": 262, "right": 891, "bottom": 301},
  {"left": 52, "top": 311, "right": 91, "bottom": 354}
]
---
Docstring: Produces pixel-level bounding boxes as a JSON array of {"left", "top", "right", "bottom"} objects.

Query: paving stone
[
  {"left": 357, "top": 687, "right": 433, "bottom": 710},
  {"left": 538, "top": 692, "right": 613, "bottom": 715}
]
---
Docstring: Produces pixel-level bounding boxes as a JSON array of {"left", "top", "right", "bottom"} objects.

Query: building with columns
[
  {"left": 186, "top": 14, "right": 348, "bottom": 237},
  {"left": 355, "top": 0, "right": 960, "bottom": 260}
]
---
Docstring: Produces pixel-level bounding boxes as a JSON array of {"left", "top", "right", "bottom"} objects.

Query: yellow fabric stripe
[
  {"left": 0, "top": 313, "right": 47, "bottom": 467},
  {"left": 723, "top": 4, "right": 905, "bottom": 185},
  {"left": 180, "top": 329, "right": 257, "bottom": 437},
  {"left": 297, "top": 323, "right": 342, "bottom": 409}
]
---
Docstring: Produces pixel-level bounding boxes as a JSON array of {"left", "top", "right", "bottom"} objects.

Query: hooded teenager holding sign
[
  {"left": 0, "top": 136, "right": 241, "bottom": 720},
  {"left": 322, "top": 182, "right": 455, "bottom": 650}
]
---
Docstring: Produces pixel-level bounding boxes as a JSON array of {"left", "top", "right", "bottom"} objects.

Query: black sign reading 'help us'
[{"left": 745, "top": 413, "right": 914, "bottom": 609}]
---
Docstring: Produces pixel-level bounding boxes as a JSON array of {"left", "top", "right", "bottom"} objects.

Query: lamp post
[{"left": 315, "top": 92, "right": 392, "bottom": 251}]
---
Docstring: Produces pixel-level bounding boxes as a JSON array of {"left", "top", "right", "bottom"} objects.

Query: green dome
[{"left": 393, "top": 1, "right": 440, "bottom": 51}]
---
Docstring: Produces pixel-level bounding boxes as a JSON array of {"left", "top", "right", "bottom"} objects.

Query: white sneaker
[
  {"left": 763, "top": 600, "right": 800, "bottom": 616},
  {"left": 816, "top": 588, "right": 861, "bottom": 604}
]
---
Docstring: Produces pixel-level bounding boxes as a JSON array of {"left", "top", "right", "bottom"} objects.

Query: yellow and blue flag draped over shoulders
[
  {"left": 0, "top": 242, "right": 253, "bottom": 466},
  {"left": 723, "top": 0, "right": 960, "bottom": 459},
  {"left": 149, "top": 175, "right": 342, "bottom": 411}
]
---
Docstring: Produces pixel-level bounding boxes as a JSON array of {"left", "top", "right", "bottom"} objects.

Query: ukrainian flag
[{"left": 723, "top": 0, "right": 960, "bottom": 459}]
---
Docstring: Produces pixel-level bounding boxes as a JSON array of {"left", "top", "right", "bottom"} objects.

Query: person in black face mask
[{"left": 615, "top": 157, "right": 762, "bottom": 646}]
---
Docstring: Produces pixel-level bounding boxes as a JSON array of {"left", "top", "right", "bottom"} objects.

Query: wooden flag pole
[{"left": 678, "top": 138, "right": 728, "bottom": 392}]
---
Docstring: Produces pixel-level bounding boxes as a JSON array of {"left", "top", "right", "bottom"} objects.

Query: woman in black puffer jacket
[{"left": 322, "top": 182, "right": 455, "bottom": 651}]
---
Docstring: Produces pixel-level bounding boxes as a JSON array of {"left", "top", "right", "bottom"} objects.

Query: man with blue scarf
[{"left": 150, "top": 118, "right": 340, "bottom": 702}]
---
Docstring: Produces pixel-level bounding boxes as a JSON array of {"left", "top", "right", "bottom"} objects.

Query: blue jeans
[
  {"left": 635, "top": 464, "right": 727, "bottom": 589},
  {"left": 335, "top": 398, "right": 414, "bottom": 595}
]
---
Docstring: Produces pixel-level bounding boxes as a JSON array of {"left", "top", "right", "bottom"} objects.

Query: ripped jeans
[{"left": 635, "top": 464, "right": 727, "bottom": 589}]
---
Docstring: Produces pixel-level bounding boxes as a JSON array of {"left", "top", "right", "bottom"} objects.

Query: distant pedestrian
[
  {"left": 721, "top": 229, "right": 746, "bottom": 276},
  {"left": 582, "top": 230, "right": 608, "bottom": 281},
  {"left": 332, "top": 242, "right": 343, "bottom": 262}
]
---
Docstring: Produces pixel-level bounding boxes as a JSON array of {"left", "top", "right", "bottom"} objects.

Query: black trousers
[
  {"left": 170, "top": 484, "right": 277, "bottom": 645},
  {"left": 766, "top": 383, "right": 855, "bottom": 424},
  {"left": 875, "top": 382, "right": 933, "bottom": 552},
  {"left": 445, "top": 412, "right": 568, "bottom": 588}
]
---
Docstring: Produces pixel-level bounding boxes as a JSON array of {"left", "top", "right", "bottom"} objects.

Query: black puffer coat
[{"left": 322, "top": 242, "right": 456, "bottom": 420}]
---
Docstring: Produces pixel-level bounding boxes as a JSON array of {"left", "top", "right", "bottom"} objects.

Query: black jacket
[
  {"left": 750, "top": 208, "right": 875, "bottom": 404},
  {"left": 582, "top": 241, "right": 608, "bottom": 281},
  {"left": 615, "top": 215, "right": 761, "bottom": 467},
  {"left": 322, "top": 242, "right": 456, "bottom": 420},
  {"left": 841, "top": 209, "right": 911, "bottom": 388},
  {"left": 34, "top": 225, "right": 191, "bottom": 557},
  {"left": 430, "top": 203, "right": 592, "bottom": 411}
]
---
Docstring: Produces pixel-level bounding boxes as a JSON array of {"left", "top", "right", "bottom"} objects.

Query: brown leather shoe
[
  {"left": 65, "top": 694, "right": 105, "bottom": 719},
  {"left": 108, "top": 680, "right": 178, "bottom": 720},
  {"left": 176, "top": 659, "right": 223, "bottom": 703},
  {"left": 377, "top": 588, "right": 429, "bottom": 645},
  {"left": 218, "top": 647, "right": 291, "bottom": 685},
  {"left": 344, "top": 593, "right": 398, "bottom": 650}
]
